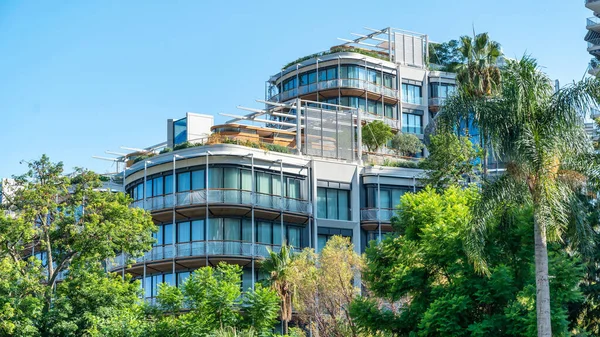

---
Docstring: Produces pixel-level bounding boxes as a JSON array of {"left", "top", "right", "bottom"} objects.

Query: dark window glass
[
  {"left": 191, "top": 170, "right": 205, "bottom": 190},
  {"left": 173, "top": 118, "right": 187, "bottom": 145},
  {"left": 209, "top": 167, "right": 223, "bottom": 189},
  {"left": 208, "top": 218, "right": 222, "bottom": 241},
  {"left": 165, "top": 175, "right": 174, "bottom": 194},
  {"left": 191, "top": 220, "right": 204, "bottom": 241},
  {"left": 164, "top": 224, "right": 173, "bottom": 245},
  {"left": 178, "top": 221, "right": 190, "bottom": 243},
  {"left": 153, "top": 177, "right": 164, "bottom": 196},
  {"left": 177, "top": 172, "right": 191, "bottom": 192}
]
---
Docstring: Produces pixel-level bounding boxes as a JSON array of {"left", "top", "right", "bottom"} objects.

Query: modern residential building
[
  {"left": 586, "top": 1, "right": 600, "bottom": 76},
  {"left": 105, "top": 27, "right": 458, "bottom": 301}
]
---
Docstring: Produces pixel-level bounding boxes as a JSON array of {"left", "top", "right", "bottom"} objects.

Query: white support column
[
  {"left": 310, "top": 160, "right": 318, "bottom": 252},
  {"left": 279, "top": 160, "right": 284, "bottom": 246},
  {"left": 172, "top": 155, "right": 178, "bottom": 277},
  {"left": 356, "top": 108, "right": 363, "bottom": 165},
  {"left": 377, "top": 173, "right": 381, "bottom": 243},
  {"left": 296, "top": 98, "right": 302, "bottom": 155},
  {"left": 250, "top": 154, "right": 255, "bottom": 289},
  {"left": 205, "top": 153, "right": 209, "bottom": 266}
]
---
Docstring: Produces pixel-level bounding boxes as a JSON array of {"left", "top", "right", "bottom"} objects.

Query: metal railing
[
  {"left": 270, "top": 78, "right": 399, "bottom": 102},
  {"left": 131, "top": 189, "right": 311, "bottom": 214},
  {"left": 107, "top": 242, "right": 302, "bottom": 270},
  {"left": 360, "top": 208, "right": 396, "bottom": 222}
]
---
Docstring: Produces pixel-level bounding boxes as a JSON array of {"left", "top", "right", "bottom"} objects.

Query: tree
[
  {"left": 420, "top": 132, "right": 481, "bottom": 189},
  {"left": 262, "top": 244, "right": 297, "bottom": 335},
  {"left": 428, "top": 39, "right": 464, "bottom": 71},
  {"left": 350, "top": 186, "right": 585, "bottom": 336},
  {"left": 152, "top": 263, "right": 280, "bottom": 337},
  {"left": 443, "top": 57, "right": 600, "bottom": 337},
  {"left": 0, "top": 155, "right": 155, "bottom": 335},
  {"left": 454, "top": 32, "right": 502, "bottom": 98},
  {"left": 289, "top": 236, "right": 363, "bottom": 337},
  {"left": 362, "top": 121, "right": 393, "bottom": 153},
  {"left": 390, "top": 133, "right": 424, "bottom": 157}
]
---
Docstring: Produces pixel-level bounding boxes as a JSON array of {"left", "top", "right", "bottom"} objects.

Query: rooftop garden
[{"left": 282, "top": 46, "right": 390, "bottom": 70}]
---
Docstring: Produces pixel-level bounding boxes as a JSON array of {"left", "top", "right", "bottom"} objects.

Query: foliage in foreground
[
  {"left": 362, "top": 121, "right": 393, "bottom": 153},
  {"left": 351, "top": 186, "right": 585, "bottom": 336}
]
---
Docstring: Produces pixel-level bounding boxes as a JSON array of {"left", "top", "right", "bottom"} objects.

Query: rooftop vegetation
[{"left": 282, "top": 46, "right": 389, "bottom": 70}]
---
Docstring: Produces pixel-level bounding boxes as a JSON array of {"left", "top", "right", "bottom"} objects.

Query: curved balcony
[
  {"left": 130, "top": 189, "right": 311, "bottom": 215},
  {"left": 270, "top": 78, "right": 398, "bottom": 103},
  {"left": 107, "top": 242, "right": 300, "bottom": 271}
]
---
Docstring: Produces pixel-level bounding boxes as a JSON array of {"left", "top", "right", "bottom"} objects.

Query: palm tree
[
  {"left": 261, "top": 243, "right": 296, "bottom": 335},
  {"left": 442, "top": 57, "right": 600, "bottom": 337}
]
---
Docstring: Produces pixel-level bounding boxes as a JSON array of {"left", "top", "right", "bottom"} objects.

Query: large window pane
[
  {"left": 288, "top": 226, "right": 301, "bottom": 247},
  {"left": 177, "top": 172, "right": 190, "bottom": 192},
  {"left": 145, "top": 180, "right": 152, "bottom": 198},
  {"left": 317, "top": 235, "right": 328, "bottom": 252},
  {"left": 208, "top": 218, "right": 222, "bottom": 241},
  {"left": 224, "top": 168, "right": 240, "bottom": 189},
  {"left": 242, "top": 219, "right": 252, "bottom": 242},
  {"left": 241, "top": 170, "right": 252, "bottom": 191},
  {"left": 164, "top": 273, "right": 174, "bottom": 286},
  {"left": 257, "top": 222, "right": 272, "bottom": 244},
  {"left": 191, "top": 170, "right": 205, "bottom": 190},
  {"left": 137, "top": 184, "right": 144, "bottom": 200},
  {"left": 164, "top": 224, "right": 174, "bottom": 245},
  {"left": 273, "top": 223, "right": 282, "bottom": 245},
  {"left": 155, "top": 226, "right": 163, "bottom": 246},
  {"left": 272, "top": 175, "right": 282, "bottom": 196},
  {"left": 326, "top": 189, "right": 338, "bottom": 219},
  {"left": 209, "top": 167, "right": 223, "bottom": 189},
  {"left": 224, "top": 218, "right": 241, "bottom": 241},
  {"left": 256, "top": 172, "right": 271, "bottom": 194},
  {"left": 317, "top": 188, "right": 327, "bottom": 218},
  {"left": 191, "top": 220, "right": 204, "bottom": 241},
  {"left": 164, "top": 175, "right": 174, "bottom": 194},
  {"left": 288, "top": 179, "right": 300, "bottom": 199},
  {"left": 338, "top": 190, "right": 350, "bottom": 220},
  {"left": 153, "top": 177, "right": 164, "bottom": 196},
  {"left": 178, "top": 221, "right": 190, "bottom": 243},
  {"left": 392, "top": 189, "right": 405, "bottom": 208},
  {"left": 178, "top": 271, "right": 190, "bottom": 286}
]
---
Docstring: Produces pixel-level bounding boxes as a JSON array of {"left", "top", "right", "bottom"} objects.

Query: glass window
[
  {"left": 178, "top": 221, "right": 190, "bottom": 243},
  {"left": 402, "top": 83, "right": 422, "bottom": 105},
  {"left": 145, "top": 180, "right": 152, "bottom": 198},
  {"left": 178, "top": 271, "right": 190, "bottom": 286},
  {"left": 326, "top": 189, "right": 338, "bottom": 219},
  {"left": 164, "top": 224, "right": 174, "bottom": 245},
  {"left": 273, "top": 223, "right": 282, "bottom": 246},
  {"left": 256, "top": 172, "right": 271, "bottom": 194},
  {"left": 145, "top": 276, "right": 152, "bottom": 298},
  {"left": 153, "top": 177, "right": 164, "bottom": 196},
  {"left": 224, "top": 218, "right": 241, "bottom": 241},
  {"left": 392, "top": 189, "right": 405, "bottom": 208},
  {"left": 288, "top": 179, "right": 300, "bottom": 199},
  {"left": 338, "top": 190, "right": 349, "bottom": 220},
  {"left": 300, "top": 73, "right": 308, "bottom": 86},
  {"left": 327, "top": 67, "right": 337, "bottom": 80},
  {"left": 257, "top": 222, "right": 272, "bottom": 244},
  {"left": 317, "top": 235, "right": 328, "bottom": 252},
  {"left": 402, "top": 111, "right": 423, "bottom": 134},
  {"left": 308, "top": 71, "right": 317, "bottom": 84},
  {"left": 154, "top": 226, "right": 163, "bottom": 246},
  {"left": 272, "top": 175, "right": 282, "bottom": 196},
  {"left": 191, "top": 170, "right": 205, "bottom": 190},
  {"left": 241, "top": 170, "right": 252, "bottom": 191},
  {"left": 384, "top": 74, "right": 393, "bottom": 88},
  {"left": 177, "top": 172, "right": 191, "bottom": 192},
  {"left": 242, "top": 269, "right": 253, "bottom": 291},
  {"left": 384, "top": 104, "right": 395, "bottom": 119},
  {"left": 165, "top": 175, "right": 174, "bottom": 194},
  {"left": 224, "top": 168, "right": 240, "bottom": 189},
  {"left": 191, "top": 220, "right": 204, "bottom": 241},
  {"left": 317, "top": 188, "right": 327, "bottom": 218},
  {"left": 136, "top": 184, "right": 144, "bottom": 201},
  {"left": 164, "top": 273, "right": 174, "bottom": 286},
  {"left": 242, "top": 219, "right": 252, "bottom": 242},
  {"left": 173, "top": 118, "right": 187, "bottom": 145},
  {"left": 288, "top": 226, "right": 301, "bottom": 247},
  {"left": 208, "top": 218, "right": 222, "bottom": 241},
  {"left": 209, "top": 167, "right": 223, "bottom": 189}
]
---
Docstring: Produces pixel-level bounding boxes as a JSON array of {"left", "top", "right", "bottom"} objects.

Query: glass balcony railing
[
  {"left": 402, "top": 125, "right": 423, "bottom": 135},
  {"left": 360, "top": 208, "right": 396, "bottom": 222},
  {"left": 428, "top": 97, "right": 447, "bottom": 106},
  {"left": 270, "top": 79, "right": 399, "bottom": 102},
  {"left": 106, "top": 242, "right": 303, "bottom": 270},
  {"left": 588, "top": 17, "right": 600, "bottom": 28},
  {"left": 130, "top": 189, "right": 311, "bottom": 214}
]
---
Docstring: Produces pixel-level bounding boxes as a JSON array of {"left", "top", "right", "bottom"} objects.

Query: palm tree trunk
[{"left": 533, "top": 214, "right": 552, "bottom": 337}]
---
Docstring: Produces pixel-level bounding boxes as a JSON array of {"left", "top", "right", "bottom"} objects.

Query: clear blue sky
[{"left": 0, "top": 0, "right": 591, "bottom": 178}]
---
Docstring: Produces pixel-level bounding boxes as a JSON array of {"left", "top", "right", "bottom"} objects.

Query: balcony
[
  {"left": 270, "top": 78, "right": 398, "bottom": 103},
  {"left": 402, "top": 125, "right": 423, "bottom": 135},
  {"left": 130, "top": 189, "right": 311, "bottom": 214},
  {"left": 588, "top": 17, "right": 600, "bottom": 32},
  {"left": 360, "top": 208, "right": 396, "bottom": 222},
  {"left": 107, "top": 242, "right": 301, "bottom": 271}
]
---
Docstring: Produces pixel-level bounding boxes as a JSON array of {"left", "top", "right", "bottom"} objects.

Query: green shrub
[
  {"left": 159, "top": 147, "right": 172, "bottom": 154},
  {"left": 382, "top": 158, "right": 421, "bottom": 169}
]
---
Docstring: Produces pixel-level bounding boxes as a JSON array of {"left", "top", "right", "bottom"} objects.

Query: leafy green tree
[
  {"left": 0, "top": 155, "right": 155, "bottom": 335},
  {"left": 454, "top": 32, "right": 502, "bottom": 98},
  {"left": 428, "top": 39, "right": 463, "bottom": 71},
  {"left": 151, "top": 263, "right": 280, "bottom": 337},
  {"left": 390, "top": 133, "right": 424, "bottom": 157},
  {"left": 350, "top": 186, "right": 585, "bottom": 337},
  {"left": 288, "top": 236, "right": 363, "bottom": 337},
  {"left": 420, "top": 132, "right": 481, "bottom": 189},
  {"left": 443, "top": 57, "right": 600, "bottom": 337},
  {"left": 262, "top": 244, "right": 297, "bottom": 335},
  {"left": 362, "top": 120, "right": 393, "bottom": 153},
  {"left": 242, "top": 283, "right": 280, "bottom": 336}
]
